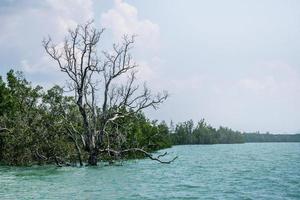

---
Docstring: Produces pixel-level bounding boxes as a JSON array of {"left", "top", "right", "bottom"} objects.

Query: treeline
[
  {"left": 0, "top": 70, "right": 172, "bottom": 166},
  {"left": 244, "top": 133, "right": 300, "bottom": 143},
  {"left": 170, "top": 119, "right": 300, "bottom": 145},
  {"left": 170, "top": 119, "right": 244, "bottom": 145}
]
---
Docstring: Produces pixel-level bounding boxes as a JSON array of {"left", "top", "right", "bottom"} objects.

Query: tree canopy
[{"left": 0, "top": 70, "right": 172, "bottom": 166}]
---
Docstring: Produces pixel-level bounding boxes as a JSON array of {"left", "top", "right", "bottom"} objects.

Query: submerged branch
[{"left": 100, "top": 148, "right": 178, "bottom": 164}]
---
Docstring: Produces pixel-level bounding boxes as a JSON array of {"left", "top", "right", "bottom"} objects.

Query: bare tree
[{"left": 43, "top": 21, "right": 175, "bottom": 166}]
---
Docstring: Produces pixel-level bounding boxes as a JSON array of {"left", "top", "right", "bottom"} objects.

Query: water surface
[{"left": 1, "top": 143, "right": 300, "bottom": 199}]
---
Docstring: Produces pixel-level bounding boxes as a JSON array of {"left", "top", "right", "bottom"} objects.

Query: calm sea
[{"left": 0, "top": 143, "right": 299, "bottom": 199}]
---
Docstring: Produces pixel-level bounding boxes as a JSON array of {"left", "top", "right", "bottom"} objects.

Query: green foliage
[
  {"left": 0, "top": 76, "right": 11, "bottom": 116},
  {"left": 171, "top": 119, "right": 245, "bottom": 145},
  {"left": 126, "top": 116, "right": 172, "bottom": 151},
  {"left": 0, "top": 70, "right": 172, "bottom": 166},
  {"left": 94, "top": 111, "right": 172, "bottom": 161},
  {"left": 0, "top": 71, "right": 77, "bottom": 165}
]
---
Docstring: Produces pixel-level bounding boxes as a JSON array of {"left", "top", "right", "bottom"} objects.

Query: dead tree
[{"left": 43, "top": 21, "right": 174, "bottom": 166}]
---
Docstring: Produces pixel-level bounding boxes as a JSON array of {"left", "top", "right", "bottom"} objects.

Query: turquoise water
[{"left": 0, "top": 143, "right": 300, "bottom": 199}]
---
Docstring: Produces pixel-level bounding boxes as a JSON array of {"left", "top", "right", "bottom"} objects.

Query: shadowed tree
[{"left": 43, "top": 21, "right": 174, "bottom": 165}]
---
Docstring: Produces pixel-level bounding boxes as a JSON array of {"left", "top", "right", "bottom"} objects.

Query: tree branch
[{"left": 100, "top": 148, "right": 178, "bottom": 164}]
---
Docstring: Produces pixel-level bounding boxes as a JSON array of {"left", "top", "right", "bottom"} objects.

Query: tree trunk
[
  {"left": 88, "top": 149, "right": 98, "bottom": 166},
  {"left": 76, "top": 147, "right": 83, "bottom": 167}
]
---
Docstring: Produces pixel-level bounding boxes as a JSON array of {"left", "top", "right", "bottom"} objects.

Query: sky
[{"left": 0, "top": 0, "right": 300, "bottom": 133}]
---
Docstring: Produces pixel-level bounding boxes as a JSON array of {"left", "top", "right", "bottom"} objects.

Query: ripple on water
[{"left": 0, "top": 143, "right": 300, "bottom": 200}]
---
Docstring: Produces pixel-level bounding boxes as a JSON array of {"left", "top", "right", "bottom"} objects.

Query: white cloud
[
  {"left": 46, "top": 0, "right": 94, "bottom": 31},
  {"left": 100, "top": 0, "right": 163, "bottom": 94},
  {"left": 101, "top": 0, "right": 160, "bottom": 50},
  {"left": 238, "top": 61, "right": 300, "bottom": 95},
  {"left": 0, "top": 0, "right": 94, "bottom": 75},
  {"left": 0, "top": 0, "right": 162, "bottom": 89},
  {"left": 20, "top": 56, "right": 58, "bottom": 74}
]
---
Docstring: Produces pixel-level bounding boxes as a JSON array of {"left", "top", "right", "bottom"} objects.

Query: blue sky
[{"left": 1, "top": 0, "right": 300, "bottom": 133}]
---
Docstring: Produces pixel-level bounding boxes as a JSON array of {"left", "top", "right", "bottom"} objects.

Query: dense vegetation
[
  {"left": 170, "top": 119, "right": 245, "bottom": 145},
  {"left": 0, "top": 70, "right": 172, "bottom": 166},
  {"left": 170, "top": 120, "right": 300, "bottom": 145}
]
